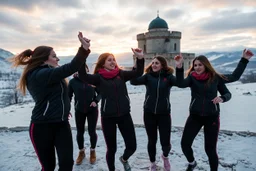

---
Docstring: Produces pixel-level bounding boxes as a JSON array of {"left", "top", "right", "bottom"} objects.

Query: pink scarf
[
  {"left": 98, "top": 67, "right": 120, "bottom": 79},
  {"left": 191, "top": 72, "right": 209, "bottom": 81}
]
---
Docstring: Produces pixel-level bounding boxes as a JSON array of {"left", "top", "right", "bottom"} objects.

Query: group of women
[{"left": 11, "top": 32, "right": 254, "bottom": 171}]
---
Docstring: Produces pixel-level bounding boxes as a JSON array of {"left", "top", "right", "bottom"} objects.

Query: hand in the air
[
  {"left": 242, "top": 49, "right": 254, "bottom": 60},
  {"left": 78, "top": 31, "right": 90, "bottom": 50},
  {"left": 131, "top": 48, "right": 144, "bottom": 59},
  {"left": 174, "top": 54, "right": 183, "bottom": 68}
]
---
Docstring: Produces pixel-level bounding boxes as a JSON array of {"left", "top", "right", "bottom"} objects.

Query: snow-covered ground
[{"left": 0, "top": 82, "right": 256, "bottom": 170}]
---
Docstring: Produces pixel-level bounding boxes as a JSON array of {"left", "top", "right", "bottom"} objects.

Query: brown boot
[
  {"left": 89, "top": 148, "right": 96, "bottom": 164},
  {"left": 76, "top": 149, "right": 85, "bottom": 165}
]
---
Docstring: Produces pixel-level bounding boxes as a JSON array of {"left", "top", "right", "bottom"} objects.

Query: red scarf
[
  {"left": 191, "top": 72, "right": 209, "bottom": 80},
  {"left": 98, "top": 67, "right": 120, "bottom": 79}
]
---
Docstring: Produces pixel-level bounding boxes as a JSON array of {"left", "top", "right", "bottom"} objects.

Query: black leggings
[
  {"left": 29, "top": 121, "right": 73, "bottom": 171},
  {"left": 75, "top": 107, "right": 98, "bottom": 149},
  {"left": 101, "top": 114, "right": 137, "bottom": 171},
  {"left": 144, "top": 113, "right": 171, "bottom": 162},
  {"left": 181, "top": 114, "right": 220, "bottom": 171}
]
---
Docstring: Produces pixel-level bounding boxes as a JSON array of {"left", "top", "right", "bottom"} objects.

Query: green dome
[{"left": 148, "top": 16, "right": 168, "bottom": 30}]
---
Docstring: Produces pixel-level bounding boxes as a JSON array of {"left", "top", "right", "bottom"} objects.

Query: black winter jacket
[
  {"left": 78, "top": 58, "right": 144, "bottom": 118},
  {"left": 26, "top": 47, "right": 90, "bottom": 123},
  {"left": 68, "top": 76, "right": 101, "bottom": 113},
  {"left": 176, "top": 67, "right": 231, "bottom": 116},
  {"left": 130, "top": 70, "right": 176, "bottom": 115}
]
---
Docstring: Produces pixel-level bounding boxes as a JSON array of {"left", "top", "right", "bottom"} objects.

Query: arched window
[{"left": 174, "top": 43, "right": 177, "bottom": 51}]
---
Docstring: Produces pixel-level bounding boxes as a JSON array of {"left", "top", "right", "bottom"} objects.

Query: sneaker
[
  {"left": 119, "top": 156, "right": 131, "bottom": 171},
  {"left": 186, "top": 161, "right": 197, "bottom": 171},
  {"left": 161, "top": 154, "right": 171, "bottom": 171},
  {"left": 149, "top": 162, "right": 157, "bottom": 171},
  {"left": 76, "top": 150, "right": 85, "bottom": 165},
  {"left": 89, "top": 148, "right": 96, "bottom": 164}
]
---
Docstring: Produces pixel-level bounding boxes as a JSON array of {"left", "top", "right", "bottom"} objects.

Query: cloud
[
  {"left": 0, "top": 0, "right": 84, "bottom": 11},
  {"left": 0, "top": 11, "right": 29, "bottom": 32},
  {"left": 198, "top": 10, "right": 256, "bottom": 34}
]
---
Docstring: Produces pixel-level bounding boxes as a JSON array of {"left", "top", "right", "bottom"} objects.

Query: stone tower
[{"left": 134, "top": 13, "right": 195, "bottom": 71}]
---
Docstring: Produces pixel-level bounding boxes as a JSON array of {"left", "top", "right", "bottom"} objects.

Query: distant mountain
[
  {"left": 201, "top": 49, "right": 256, "bottom": 73},
  {"left": 0, "top": 48, "right": 15, "bottom": 73},
  {"left": 0, "top": 48, "right": 255, "bottom": 74}
]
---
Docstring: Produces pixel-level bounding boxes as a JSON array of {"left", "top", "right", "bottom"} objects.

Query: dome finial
[{"left": 157, "top": 10, "right": 159, "bottom": 17}]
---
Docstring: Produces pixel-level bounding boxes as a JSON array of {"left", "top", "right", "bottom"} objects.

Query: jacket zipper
[
  {"left": 60, "top": 82, "right": 64, "bottom": 121},
  {"left": 202, "top": 84, "right": 206, "bottom": 115},
  {"left": 190, "top": 98, "right": 196, "bottom": 110},
  {"left": 154, "top": 74, "right": 160, "bottom": 114},
  {"left": 103, "top": 99, "right": 107, "bottom": 112},
  {"left": 126, "top": 95, "right": 130, "bottom": 103},
  {"left": 144, "top": 95, "right": 149, "bottom": 106},
  {"left": 43, "top": 101, "right": 49, "bottom": 116},
  {"left": 113, "top": 81, "right": 119, "bottom": 116},
  {"left": 166, "top": 98, "right": 169, "bottom": 109}
]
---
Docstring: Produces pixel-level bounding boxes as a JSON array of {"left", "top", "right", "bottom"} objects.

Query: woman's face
[
  {"left": 44, "top": 50, "right": 59, "bottom": 67},
  {"left": 103, "top": 55, "right": 116, "bottom": 71},
  {"left": 151, "top": 58, "right": 163, "bottom": 72},
  {"left": 193, "top": 60, "right": 205, "bottom": 75}
]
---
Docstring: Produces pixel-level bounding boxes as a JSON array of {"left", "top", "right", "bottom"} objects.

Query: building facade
[{"left": 133, "top": 14, "right": 195, "bottom": 71}]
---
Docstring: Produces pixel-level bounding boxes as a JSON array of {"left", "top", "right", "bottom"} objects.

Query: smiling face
[
  {"left": 151, "top": 58, "right": 163, "bottom": 72},
  {"left": 103, "top": 55, "right": 117, "bottom": 71},
  {"left": 44, "top": 50, "right": 59, "bottom": 67},
  {"left": 193, "top": 59, "right": 206, "bottom": 75}
]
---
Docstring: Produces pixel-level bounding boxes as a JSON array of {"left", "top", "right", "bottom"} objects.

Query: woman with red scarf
[
  {"left": 175, "top": 55, "right": 231, "bottom": 171},
  {"left": 174, "top": 49, "right": 254, "bottom": 171},
  {"left": 78, "top": 48, "right": 144, "bottom": 171}
]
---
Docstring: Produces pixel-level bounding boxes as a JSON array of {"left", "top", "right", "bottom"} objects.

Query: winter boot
[
  {"left": 119, "top": 156, "right": 131, "bottom": 171},
  {"left": 149, "top": 162, "right": 157, "bottom": 171},
  {"left": 186, "top": 161, "right": 197, "bottom": 171},
  {"left": 89, "top": 148, "right": 96, "bottom": 164},
  {"left": 161, "top": 154, "right": 171, "bottom": 171},
  {"left": 76, "top": 149, "right": 85, "bottom": 165}
]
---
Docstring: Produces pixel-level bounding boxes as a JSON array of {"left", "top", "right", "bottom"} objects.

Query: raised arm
[
  {"left": 78, "top": 63, "right": 101, "bottom": 86},
  {"left": 121, "top": 48, "right": 145, "bottom": 81},
  {"left": 223, "top": 49, "right": 253, "bottom": 83},
  {"left": 130, "top": 74, "right": 147, "bottom": 85},
  {"left": 36, "top": 32, "right": 91, "bottom": 84},
  {"left": 175, "top": 55, "right": 191, "bottom": 88}
]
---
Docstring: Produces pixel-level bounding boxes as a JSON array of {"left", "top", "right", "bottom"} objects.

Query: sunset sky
[{"left": 0, "top": 0, "right": 255, "bottom": 56}]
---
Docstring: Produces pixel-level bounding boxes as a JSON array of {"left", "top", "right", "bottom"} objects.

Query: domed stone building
[{"left": 134, "top": 13, "right": 195, "bottom": 71}]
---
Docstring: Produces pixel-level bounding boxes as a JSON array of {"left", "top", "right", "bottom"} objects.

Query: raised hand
[
  {"left": 212, "top": 96, "right": 223, "bottom": 104},
  {"left": 131, "top": 48, "right": 144, "bottom": 59},
  {"left": 78, "top": 31, "right": 90, "bottom": 50},
  {"left": 174, "top": 54, "right": 183, "bottom": 68},
  {"left": 242, "top": 49, "right": 254, "bottom": 60}
]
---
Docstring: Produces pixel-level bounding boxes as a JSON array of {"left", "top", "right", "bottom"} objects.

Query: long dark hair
[
  {"left": 145, "top": 55, "right": 174, "bottom": 74},
  {"left": 9, "top": 46, "right": 53, "bottom": 95},
  {"left": 187, "top": 55, "right": 227, "bottom": 84}
]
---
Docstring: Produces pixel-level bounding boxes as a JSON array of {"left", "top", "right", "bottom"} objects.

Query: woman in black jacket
[
  {"left": 10, "top": 32, "right": 90, "bottom": 171},
  {"left": 130, "top": 56, "right": 175, "bottom": 171},
  {"left": 175, "top": 49, "right": 254, "bottom": 171},
  {"left": 78, "top": 48, "right": 144, "bottom": 171},
  {"left": 175, "top": 55, "right": 233, "bottom": 171},
  {"left": 68, "top": 64, "right": 101, "bottom": 165}
]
